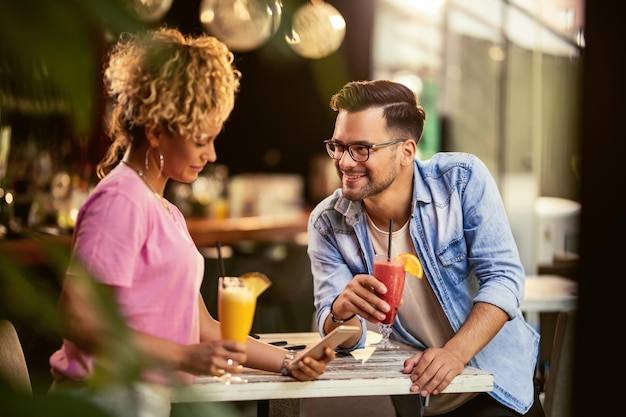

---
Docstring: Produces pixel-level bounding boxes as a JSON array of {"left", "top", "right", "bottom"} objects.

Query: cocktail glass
[
  {"left": 371, "top": 254, "right": 405, "bottom": 350},
  {"left": 215, "top": 276, "right": 257, "bottom": 384}
]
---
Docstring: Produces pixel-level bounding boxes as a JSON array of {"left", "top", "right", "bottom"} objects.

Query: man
[{"left": 307, "top": 79, "right": 544, "bottom": 416}]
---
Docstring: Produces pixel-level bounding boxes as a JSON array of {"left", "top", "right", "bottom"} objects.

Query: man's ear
[{"left": 401, "top": 139, "right": 417, "bottom": 166}]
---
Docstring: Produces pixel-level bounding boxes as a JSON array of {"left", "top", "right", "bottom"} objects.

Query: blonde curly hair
[{"left": 97, "top": 27, "right": 241, "bottom": 178}]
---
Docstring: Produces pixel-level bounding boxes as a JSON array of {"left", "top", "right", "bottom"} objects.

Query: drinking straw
[
  {"left": 216, "top": 241, "right": 225, "bottom": 277},
  {"left": 387, "top": 219, "right": 393, "bottom": 261}
]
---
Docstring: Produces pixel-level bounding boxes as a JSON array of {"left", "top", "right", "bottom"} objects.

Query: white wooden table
[
  {"left": 521, "top": 275, "right": 578, "bottom": 330},
  {"left": 171, "top": 331, "right": 493, "bottom": 417}
]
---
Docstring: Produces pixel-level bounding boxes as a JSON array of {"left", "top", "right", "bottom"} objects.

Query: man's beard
[{"left": 340, "top": 166, "right": 396, "bottom": 201}]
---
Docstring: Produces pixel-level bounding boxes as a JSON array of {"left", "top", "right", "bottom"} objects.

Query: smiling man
[{"left": 307, "top": 79, "right": 544, "bottom": 417}]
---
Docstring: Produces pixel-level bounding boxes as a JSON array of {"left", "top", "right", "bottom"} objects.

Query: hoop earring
[{"left": 145, "top": 147, "right": 164, "bottom": 178}]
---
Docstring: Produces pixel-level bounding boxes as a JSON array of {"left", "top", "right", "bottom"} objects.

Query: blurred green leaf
[{"left": 0, "top": 248, "right": 60, "bottom": 336}]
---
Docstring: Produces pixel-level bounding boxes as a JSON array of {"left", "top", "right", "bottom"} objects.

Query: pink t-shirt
[{"left": 50, "top": 164, "right": 204, "bottom": 386}]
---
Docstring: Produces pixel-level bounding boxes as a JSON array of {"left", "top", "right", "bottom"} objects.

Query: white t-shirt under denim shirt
[{"left": 368, "top": 214, "right": 476, "bottom": 415}]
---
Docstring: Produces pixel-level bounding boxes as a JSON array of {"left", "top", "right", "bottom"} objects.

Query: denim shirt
[{"left": 308, "top": 152, "right": 540, "bottom": 414}]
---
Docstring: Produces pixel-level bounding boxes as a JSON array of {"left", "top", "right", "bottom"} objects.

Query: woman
[{"left": 49, "top": 27, "right": 334, "bottom": 417}]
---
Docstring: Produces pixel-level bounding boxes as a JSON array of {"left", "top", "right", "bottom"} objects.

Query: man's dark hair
[{"left": 330, "top": 79, "right": 427, "bottom": 142}]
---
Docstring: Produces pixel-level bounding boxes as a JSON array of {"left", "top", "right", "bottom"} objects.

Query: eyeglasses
[{"left": 323, "top": 139, "right": 408, "bottom": 162}]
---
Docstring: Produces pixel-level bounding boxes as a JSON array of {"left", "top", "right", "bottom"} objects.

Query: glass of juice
[
  {"left": 216, "top": 276, "right": 257, "bottom": 384},
  {"left": 371, "top": 254, "right": 405, "bottom": 350}
]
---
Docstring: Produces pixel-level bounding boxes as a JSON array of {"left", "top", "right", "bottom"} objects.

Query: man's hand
[
  {"left": 333, "top": 274, "right": 390, "bottom": 323},
  {"left": 403, "top": 347, "right": 465, "bottom": 397}
]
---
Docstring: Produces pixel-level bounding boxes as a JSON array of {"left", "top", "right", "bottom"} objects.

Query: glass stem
[{"left": 379, "top": 323, "right": 392, "bottom": 341}]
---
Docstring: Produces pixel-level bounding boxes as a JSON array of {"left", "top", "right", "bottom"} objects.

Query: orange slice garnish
[
  {"left": 395, "top": 253, "right": 424, "bottom": 279},
  {"left": 240, "top": 272, "right": 272, "bottom": 297}
]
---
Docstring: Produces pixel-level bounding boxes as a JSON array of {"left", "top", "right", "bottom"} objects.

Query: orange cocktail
[{"left": 218, "top": 277, "right": 256, "bottom": 343}]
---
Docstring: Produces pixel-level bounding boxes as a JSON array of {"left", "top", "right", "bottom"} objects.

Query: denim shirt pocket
[{"left": 436, "top": 235, "right": 468, "bottom": 285}]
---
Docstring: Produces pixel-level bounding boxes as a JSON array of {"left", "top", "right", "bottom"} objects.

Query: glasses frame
[{"left": 323, "top": 138, "right": 408, "bottom": 162}]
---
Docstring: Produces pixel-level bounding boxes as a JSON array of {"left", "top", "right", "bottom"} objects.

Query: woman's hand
[
  {"left": 181, "top": 340, "right": 247, "bottom": 377},
  {"left": 287, "top": 346, "right": 336, "bottom": 381}
]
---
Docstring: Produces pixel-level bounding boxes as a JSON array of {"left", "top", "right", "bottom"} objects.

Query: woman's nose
[{"left": 203, "top": 144, "right": 217, "bottom": 163}]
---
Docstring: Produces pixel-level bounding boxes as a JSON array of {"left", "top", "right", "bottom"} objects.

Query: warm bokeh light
[
  {"left": 285, "top": 1, "right": 346, "bottom": 59},
  {"left": 391, "top": 70, "right": 424, "bottom": 96},
  {"left": 200, "top": 0, "right": 283, "bottom": 52},
  {"left": 125, "top": 0, "right": 174, "bottom": 22}
]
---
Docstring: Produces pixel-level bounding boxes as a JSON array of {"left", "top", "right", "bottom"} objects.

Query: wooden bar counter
[
  {"left": 186, "top": 211, "right": 309, "bottom": 247},
  {"left": 0, "top": 211, "right": 310, "bottom": 266}
]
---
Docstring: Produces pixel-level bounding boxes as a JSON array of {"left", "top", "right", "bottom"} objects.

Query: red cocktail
[{"left": 372, "top": 254, "right": 405, "bottom": 349}]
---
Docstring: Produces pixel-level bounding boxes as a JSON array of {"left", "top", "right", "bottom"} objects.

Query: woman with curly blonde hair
[{"left": 48, "top": 27, "right": 334, "bottom": 417}]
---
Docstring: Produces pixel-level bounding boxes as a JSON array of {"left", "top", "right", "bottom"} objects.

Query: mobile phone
[{"left": 288, "top": 325, "right": 360, "bottom": 370}]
